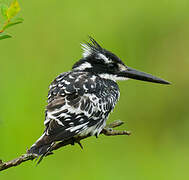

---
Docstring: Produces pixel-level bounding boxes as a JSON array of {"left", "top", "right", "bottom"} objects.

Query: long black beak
[{"left": 120, "top": 67, "right": 171, "bottom": 84}]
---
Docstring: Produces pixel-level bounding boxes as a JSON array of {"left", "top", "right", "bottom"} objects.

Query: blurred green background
[{"left": 0, "top": 0, "right": 189, "bottom": 179}]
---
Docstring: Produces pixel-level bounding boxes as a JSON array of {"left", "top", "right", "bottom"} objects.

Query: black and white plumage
[{"left": 28, "top": 36, "right": 170, "bottom": 156}]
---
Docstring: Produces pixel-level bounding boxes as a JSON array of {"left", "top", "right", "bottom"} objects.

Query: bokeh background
[{"left": 0, "top": 0, "right": 189, "bottom": 179}]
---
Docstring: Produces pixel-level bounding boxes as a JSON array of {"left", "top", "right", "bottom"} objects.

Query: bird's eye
[{"left": 108, "top": 63, "right": 117, "bottom": 69}]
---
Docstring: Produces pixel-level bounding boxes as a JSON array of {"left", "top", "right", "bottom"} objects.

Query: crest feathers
[{"left": 81, "top": 36, "right": 103, "bottom": 58}]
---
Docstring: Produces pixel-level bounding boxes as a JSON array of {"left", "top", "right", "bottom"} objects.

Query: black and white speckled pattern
[
  {"left": 28, "top": 37, "right": 125, "bottom": 156},
  {"left": 44, "top": 70, "right": 120, "bottom": 141}
]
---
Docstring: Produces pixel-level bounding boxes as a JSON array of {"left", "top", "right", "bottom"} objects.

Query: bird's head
[{"left": 72, "top": 36, "right": 170, "bottom": 84}]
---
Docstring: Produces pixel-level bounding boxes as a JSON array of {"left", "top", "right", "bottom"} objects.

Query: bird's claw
[{"left": 70, "top": 138, "right": 83, "bottom": 149}]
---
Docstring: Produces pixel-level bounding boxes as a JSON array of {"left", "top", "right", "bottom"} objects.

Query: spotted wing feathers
[
  {"left": 45, "top": 71, "right": 119, "bottom": 140},
  {"left": 29, "top": 71, "right": 119, "bottom": 156}
]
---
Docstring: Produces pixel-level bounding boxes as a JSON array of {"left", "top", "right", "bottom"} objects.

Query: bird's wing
[{"left": 44, "top": 71, "right": 117, "bottom": 143}]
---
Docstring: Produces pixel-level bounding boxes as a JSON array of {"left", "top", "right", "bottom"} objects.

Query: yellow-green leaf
[
  {"left": 0, "top": 33, "right": 12, "bottom": 40},
  {"left": 6, "top": 0, "right": 21, "bottom": 20},
  {"left": 0, "top": 4, "right": 8, "bottom": 19},
  {"left": 2, "top": 17, "right": 23, "bottom": 31}
]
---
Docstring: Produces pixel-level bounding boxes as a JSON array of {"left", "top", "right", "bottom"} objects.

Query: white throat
[{"left": 99, "top": 74, "right": 129, "bottom": 81}]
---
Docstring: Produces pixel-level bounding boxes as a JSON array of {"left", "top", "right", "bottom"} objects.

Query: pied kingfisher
[{"left": 28, "top": 37, "right": 170, "bottom": 156}]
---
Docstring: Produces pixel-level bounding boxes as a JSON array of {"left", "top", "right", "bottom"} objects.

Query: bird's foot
[
  {"left": 70, "top": 138, "right": 83, "bottom": 149},
  {"left": 75, "top": 139, "right": 83, "bottom": 149}
]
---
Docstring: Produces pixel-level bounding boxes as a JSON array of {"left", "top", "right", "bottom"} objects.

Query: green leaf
[
  {"left": 0, "top": 4, "right": 8, "bottom": 19},
  {"left": 6, "top": 0, "right": 21, "bottom": 20},
  {"left": 2, "top": 17, "right": 23, "bottom": 31},
  {"left": 0, "top": 33, "right": 12, "bottom": 40}
]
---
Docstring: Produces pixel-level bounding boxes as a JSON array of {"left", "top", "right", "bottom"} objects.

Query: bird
[{"left": 28, "top": 36, "right": 170, "bottom": 159}]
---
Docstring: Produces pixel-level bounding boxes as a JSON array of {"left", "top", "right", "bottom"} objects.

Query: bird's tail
[{"left": 28, "top": 133, "right": 53, "bottom": 156}]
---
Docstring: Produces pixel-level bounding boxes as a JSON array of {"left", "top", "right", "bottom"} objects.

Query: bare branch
[
  {"left": 0, "top": 120, "right": 130, "bottom": 172},
  {"left": 0, "top": 154, "right": 37, "bottom": 171}
]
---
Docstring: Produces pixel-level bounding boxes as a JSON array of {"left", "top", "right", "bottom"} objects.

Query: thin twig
[
  {"left": 0, "top": 120, "right": 130, "bottom": 172},
  {"left": 0, "top": 20, "right": 10, "bottom": 33}
]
